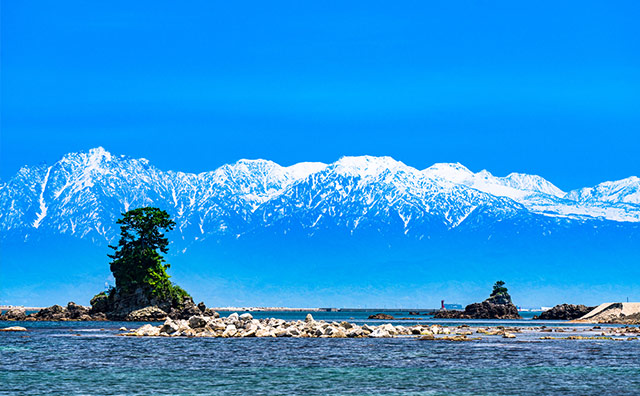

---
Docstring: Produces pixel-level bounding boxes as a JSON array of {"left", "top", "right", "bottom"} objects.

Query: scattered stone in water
[
  {"left": 368, "top": 313, "right": 394, "bottom": 320},
  {"left": 0, "top": 326, "right": 27, "bottom": 332}
]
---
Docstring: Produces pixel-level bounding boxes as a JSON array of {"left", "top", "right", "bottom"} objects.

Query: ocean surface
[{"left": 1, "top": 311, "right": 639, "bottom": 396}]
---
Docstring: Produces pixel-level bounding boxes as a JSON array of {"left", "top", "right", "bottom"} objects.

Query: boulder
[
  {"left": 533, "top": 304, "right": 597, "bottom": 320},
  {"left": 1, "top": 307, "right": 27, "bottom": 321},
  {"left": 305, "top": 313, "right": 314, "bottom": 323},
  {"left": 124, "top": 306, "right": 168, "bottom": 322},
  {"left": 66, "top": 302, "right": 90, "bottom": 319},
  {"left": 222, "top": 325, "right": 237, "bottom": 337},
  {"left": 0, "top": 326, "right": 27, "bottom": 331},
  {"left": 202, "top": 308, "right": 219, "bottom": 318},
  {"left": 33, "top": 305, "right": 68, "bottom": 321},
  {"left": 173, "top": 299, "right": 202, "bottom": 320},
  {"left": 239, "top": 313, "right": 253, "bottom": 322},
  {"left": 369, "top": 328, "right": 391, "bottom": 338},
  {"left": 135, "top": 324, "right": 160, "bottom": 336},
  {"left": 91, "top": 312, "right": 108, "bottom": 321},
  {"left": 188, "top": 316, "right": 208, "bottom": 329},
  {"left": 160, "top": 319, "right": 180, "bottom": 334}
]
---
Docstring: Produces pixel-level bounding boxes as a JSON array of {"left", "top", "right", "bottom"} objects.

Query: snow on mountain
[
  {"left": 1, "top": 148, "right": 639, "bottom": 245},
  {"left": 423, "top": 163, "right": 565, "bottom": 200},
  {"left": 566, "top": 177, "right": 640, "bottom": 205}
]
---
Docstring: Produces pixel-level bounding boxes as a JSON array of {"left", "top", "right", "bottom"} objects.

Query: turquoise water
[{"left": 1, "top": 312, "right": 639, "bottom": 395}]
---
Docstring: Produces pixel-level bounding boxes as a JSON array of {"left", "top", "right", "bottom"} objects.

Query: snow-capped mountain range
[{"left": 1, "top": 147, "right": 639, "bottom": 244}]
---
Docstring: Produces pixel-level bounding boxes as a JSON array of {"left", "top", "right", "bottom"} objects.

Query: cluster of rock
[
  {"left": 124, "top": 313, "right": 469, "bottom": 339},
  {"left": 122, "top": 301, "right": 218, "bottom": 321},
  {"left": 533, "top": 304, "right": 596, "bottom": 320},
  {"left": 89, "top": 287, "right": 215, "bottom": 321},
  {"left": 0, "top": 298, "right": 218, "bottom": 322},
  {"left": 433, "top": 292, "right": 521, "bottom": 320},
  {"left": 0, "top": 303, "right": 107, "bottom": 322}
]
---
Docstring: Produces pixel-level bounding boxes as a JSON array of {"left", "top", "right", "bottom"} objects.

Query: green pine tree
[
  {"left": 491, "top": 280, "right": 508, "bottom": 297},
  {"left": 107, "top": 207, "right": 189, "bottom": 305}
]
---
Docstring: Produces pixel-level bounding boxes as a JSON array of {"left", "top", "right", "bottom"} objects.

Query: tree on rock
[
  {"left": 491, "top": 280, "right": 508, "bottom": 297},
  {"left": 108, "top": 207, "right": 188, "bottom": 304},
  {"left": 91, "top": 207, "right": 191, "bottom": 319},
  {"left": 488, "top": 280, "right": 513, "bottom": 305}
]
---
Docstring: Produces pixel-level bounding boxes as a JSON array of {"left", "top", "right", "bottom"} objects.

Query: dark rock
[
  {"left": 91, "top": 312, "right": 108, "bottom": 321},
  {"left": 90, "top": 287, "right": 193, "bottom": 320},
  {"left": 174, "top": 299, "right": 201, "bottom": 319},
  {"left": 1, "top": 307, "right": 27, "bottom": 321},
  {"left": 24, "top": 303, "right": 109, "bottom": 321},
  {"left": 368, "top": 313, "right": 395, "bottom": 320},
  {"left": 203, "top": 308, "right": 220, "bottom": 318},
  {"left": 188, "top": 315, "right": 208, "bottom": 328},
  {"left": 167, "top": 308, "right": 181, "bottom": 320},
  {"left": 409, "top": 311, "right": 420, "bottom": 315},
  {"left": 197, "top": 302, "right": 207, "bottom": 312},
  {"left": 66, "top": 302, "right": 90, "bottom": 319},
  {"left": 33, "top": 305, "right": 69, "bottom": 321},
  {"left": 463, "top": 300, "right": 521, "bottom": 319},
  {"left": 533, "top": 304, "right": 596, "bottom": 320},
  {"left": 124, "top": 306, "right": 168, "bottom": 321},
  {"left": 90, "top": 292, "right": 110, "bottom": 314},
  {"left": 432, "top": 310, "right": 470, "bottom": 319}
]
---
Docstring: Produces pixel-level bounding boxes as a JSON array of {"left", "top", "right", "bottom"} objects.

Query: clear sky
[{"left": 2, "top": 1, "right": 639, "bottom": 190}]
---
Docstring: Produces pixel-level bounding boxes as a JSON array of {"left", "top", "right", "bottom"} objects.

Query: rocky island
[
  {"left": 1, "top": 208, "right": 209, "bottom": 322},
  {"left": 532, "top": 304, "right": 596, "bottom": 320},
  {"left": 433, "top": 281, "right": 521, "bottom": 319}
]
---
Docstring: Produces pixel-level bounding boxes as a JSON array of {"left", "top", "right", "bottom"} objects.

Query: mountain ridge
[{"left": 2, "top": 147, "right": 639, "bottom": 246}]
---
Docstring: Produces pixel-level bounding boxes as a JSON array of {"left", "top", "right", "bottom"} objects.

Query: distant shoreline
[{"left": 0, "top": 305, "right": 442, "bottom": 313}]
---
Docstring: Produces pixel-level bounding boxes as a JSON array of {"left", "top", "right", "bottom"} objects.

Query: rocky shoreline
[{"left": 0, "top": 299, "right": 219, "bottom": 322}]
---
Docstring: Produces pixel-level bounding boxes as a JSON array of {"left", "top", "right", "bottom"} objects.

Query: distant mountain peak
[
  {"left": 1, "top": 148, "right": 639, "bottom": 245},
  {"left": 332, "top": 155, "right": 412, "bottom": 178}
]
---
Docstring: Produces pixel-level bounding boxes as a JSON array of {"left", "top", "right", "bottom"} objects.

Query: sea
[{"left": 1, "top": 310, "right": 639, "bottom": 395}]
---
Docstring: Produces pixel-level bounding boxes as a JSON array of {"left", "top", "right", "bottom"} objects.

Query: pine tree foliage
[{"left": 107, "top": 207, "right": 189, "bottom": 304}]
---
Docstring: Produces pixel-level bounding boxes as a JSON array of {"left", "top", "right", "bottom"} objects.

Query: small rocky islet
[
  {"left": 120, "top": 312, "right": 640, "bottom": 340},
  {"left": 433, "top": 281, "right": 521, "bottom": 319}
]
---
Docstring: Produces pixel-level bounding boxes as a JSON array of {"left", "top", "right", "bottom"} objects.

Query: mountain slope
[{"left": 1, "top": 147, "right": 639, "bottom": 246}]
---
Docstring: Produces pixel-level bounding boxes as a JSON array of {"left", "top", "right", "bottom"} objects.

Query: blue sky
[{"left": 2, "top": 1, "right": 639, "bottom": 189}]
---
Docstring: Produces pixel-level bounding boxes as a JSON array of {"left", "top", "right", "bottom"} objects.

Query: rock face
[
  {"left": 533, "top": 304, "right": 596, "bottom": 320},
  {"left": 88, "top": 288, "right": 216, "bottom": 321},
  {"left": 90, "top": 288, "right": 178, "bottom": 320},
  {"left": 368, "top": 313, "right": 395, "bottom": 320},
  {"left": 433, "top": 291, "right": 522, "bottom": 320}
]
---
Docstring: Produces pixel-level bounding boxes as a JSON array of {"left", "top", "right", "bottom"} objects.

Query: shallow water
[{"left": 1, "top": 313, "right": 639, "bottom": 395}]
